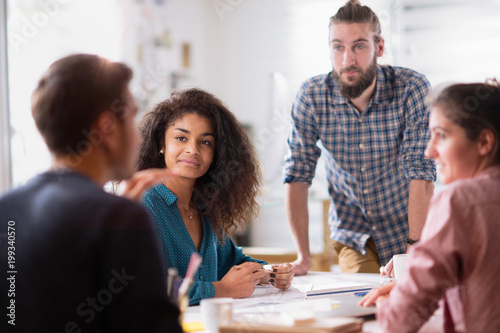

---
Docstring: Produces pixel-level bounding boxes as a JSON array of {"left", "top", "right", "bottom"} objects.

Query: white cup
[
  {"left": 393, "top": 254, "right": 409, "bottom": 281},
  {"left": 200, "top": 297, "right": 233, "bottom": 333}
]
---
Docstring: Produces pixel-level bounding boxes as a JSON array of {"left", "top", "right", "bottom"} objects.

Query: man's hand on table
[{"left": 290, "top": 255, "right": 312, "bottom": 275}]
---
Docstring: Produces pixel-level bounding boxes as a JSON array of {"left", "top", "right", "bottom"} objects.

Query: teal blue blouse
[{"left": 142, "top": 184, "right": 266, "bottom": 305}]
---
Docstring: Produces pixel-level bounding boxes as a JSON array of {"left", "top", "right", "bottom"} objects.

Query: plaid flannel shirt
[{"left": 283, "top": 65, "right": 436, "bottom": 266}]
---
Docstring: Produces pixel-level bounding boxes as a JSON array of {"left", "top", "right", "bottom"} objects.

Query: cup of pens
[{"left": 167, "top": 253, "right": 203, "bottom": 323}]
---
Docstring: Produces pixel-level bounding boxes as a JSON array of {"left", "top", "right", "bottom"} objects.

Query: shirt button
[
  {"left": 367, "top": 211, "right": 372, "bottom": 215},
  {"left": 358, "top": 118, "right": 363, "bottom": 122},
  {"left": 363, "top": 189, "right": 369, "bottom": 194},
  {"left": 361, "top": 167, "right": 366, "bottom": 172},
  {"left": 372, "top": 226, "right": 377, "bottom": 231},
  {"left": 359, "top": 143, "right": 364, "bottom": 149}
]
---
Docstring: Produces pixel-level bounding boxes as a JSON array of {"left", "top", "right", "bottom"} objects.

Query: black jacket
[{"left": 0, "top": 170, "right": 182, "bottom": 333}]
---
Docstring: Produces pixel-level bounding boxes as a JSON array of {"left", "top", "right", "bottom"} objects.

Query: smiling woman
[
  {"left": 360, "top": 80, "right": 500, "bottom": 333},
  {"left": 137, "top": 88, "right": 261, "bottom": 238},
  {"left": 136, "top": 88, "right": 295, "bottom": 305}
]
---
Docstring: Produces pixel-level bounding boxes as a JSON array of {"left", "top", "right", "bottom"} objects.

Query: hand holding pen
[{"left": 214, "top": 262, "right": 267, "bottom": 298}]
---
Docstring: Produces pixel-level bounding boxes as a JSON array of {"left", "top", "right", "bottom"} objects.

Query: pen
[
  {"left": 354, "top": 291, "right": 368, "bottom": 297},
  {"left": 167, "top": 267, "right": 178, "bottom": 299},
  {"left": 178, "top": 253, "right": 203, "bottom": 299}
]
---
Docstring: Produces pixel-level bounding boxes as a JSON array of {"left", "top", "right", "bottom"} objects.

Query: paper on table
[
  {"left": 232, "top": 284, "right": 307, "bottom": 313},
  {"left": 233, "top": 273, "right": 381, "bottom": 312},
  {"left": 250, "top": 284, "right": 307, "bottom": 298},
  {"left": 233, "top": 297, "right": 332, "bottom": 315}
]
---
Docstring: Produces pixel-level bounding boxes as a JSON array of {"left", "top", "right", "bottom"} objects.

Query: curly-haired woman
[{"left": 137, "top": 88, "right": 294, "bottom": 305}]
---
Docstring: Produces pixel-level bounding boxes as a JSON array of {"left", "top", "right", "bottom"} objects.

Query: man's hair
[
  {"left": 431, "top": 79, "right": 500, "bottom": 163},
  {"left": 31, "top": 54, "right": 133, "bottom": 156},
  {"left": 330, "top": 0, "right": 382, "bottom": 43}
]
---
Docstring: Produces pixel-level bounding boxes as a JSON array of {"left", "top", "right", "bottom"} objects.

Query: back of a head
[
  {"left": 330, "top": 0, "right": 382, "bottom": 43},
  {"left": 31, "top": 54, "right": 133, "bottom": 156}
]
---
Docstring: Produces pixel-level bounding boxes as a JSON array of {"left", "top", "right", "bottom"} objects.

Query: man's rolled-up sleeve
[
  {"left": 400, "top": 75, "right": 436, "bottom": 182},
  {"left": 283, "top": 82, "right": 321, "bottom": 185}
]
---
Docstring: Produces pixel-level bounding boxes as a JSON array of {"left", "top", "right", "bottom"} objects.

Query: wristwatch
[{"left": 406, "top": 238, "right": 419, "bottom": 245}]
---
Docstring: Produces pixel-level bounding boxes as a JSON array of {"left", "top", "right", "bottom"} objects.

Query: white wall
[
  {"left": 6, "top": 0, "right": 124, "bottom": 188},
  {"left": 395, "top": 0, "right": 500, "bottom": 85}
]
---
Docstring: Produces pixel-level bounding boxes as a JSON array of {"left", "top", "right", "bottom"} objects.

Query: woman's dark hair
[
  {"left": 137, "top": 88, "right": 261, "bottom": 239},
  {"left": 330, "top": 0, "right": 382, "bottom": 43},
  {"left": 31, "top": 54, "right": 132, "bottom": 155},
  {"left": 431, "top": 79, "right": 500, "bottom": 163}
]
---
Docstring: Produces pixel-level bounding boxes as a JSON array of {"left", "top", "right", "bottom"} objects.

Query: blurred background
[{"left": 1, "top": 0, "right": 500, "bottom": 259}]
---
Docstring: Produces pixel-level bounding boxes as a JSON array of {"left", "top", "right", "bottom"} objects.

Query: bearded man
[{"left": 283, "top": 0, "right": 436, "bottom": 274}]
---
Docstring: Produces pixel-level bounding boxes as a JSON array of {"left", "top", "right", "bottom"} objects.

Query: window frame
[{"left": 0, "top": 0, "right": 12, "bottom": 193}]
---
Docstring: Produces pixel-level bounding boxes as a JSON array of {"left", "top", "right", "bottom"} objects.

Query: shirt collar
[
  {"left": 478, "top": 164, "right": 500, "bottom": 179},
  {"left": 151, "top": 183, "right": 178, "bottom": 206},
  {"left": 329, "top": 65, "right": 394, "bottom": 106}
]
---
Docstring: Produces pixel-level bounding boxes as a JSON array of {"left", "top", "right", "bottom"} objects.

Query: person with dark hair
[
  {"left": 0, "top": 54, "right": 182, "bottom": 333},
  {"left": 137, "top": 88, "right": 294, "bottom": 305},
  {"left": 360, "top": 80, "right": 500, "bottom": 332},
  {"left": 284, "top": 0, "right": 436, "bottom": 275}
]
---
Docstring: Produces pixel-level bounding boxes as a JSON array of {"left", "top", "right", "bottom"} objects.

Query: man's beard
[{"left": 332, "top": 56, "right": 377, "bottom": 100}]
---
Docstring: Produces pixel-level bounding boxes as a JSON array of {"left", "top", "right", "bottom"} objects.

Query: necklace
[{"left": 181, "top": 206, "right": 194, "bottom": 220}]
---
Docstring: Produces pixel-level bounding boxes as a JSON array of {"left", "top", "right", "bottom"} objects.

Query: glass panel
[{"left": 6, "top": 0, "right": 122, "bottom": 186}]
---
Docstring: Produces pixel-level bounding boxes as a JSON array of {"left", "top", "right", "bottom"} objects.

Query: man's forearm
[
  {"left": 408, "top": 179, "right": 434, "bottom": 241},
  {"left": 285, "top": 182, "right": 311, "bottom": 260}
]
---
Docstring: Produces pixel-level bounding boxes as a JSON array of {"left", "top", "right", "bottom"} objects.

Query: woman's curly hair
[{"left": 137, "top": 88, "right": 261, "bottom": 240}]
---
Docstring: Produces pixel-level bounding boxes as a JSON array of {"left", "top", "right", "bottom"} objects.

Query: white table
[{"left": 183, "top": 272, "right": 443, "bottom": 332}]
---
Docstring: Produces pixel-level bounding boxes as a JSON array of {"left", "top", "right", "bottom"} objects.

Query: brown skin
[
  {"left": 265, "top": 263, "right": 295, "bottom": 290},
  {"left": 136, "top": 88, "right": 262, "bottom": 241},
  {"left": 161, "top": 113, "right": 215, "bottom": 251},
  {"left": 159, "top": 113, "right": 293, "bottom": 298}
]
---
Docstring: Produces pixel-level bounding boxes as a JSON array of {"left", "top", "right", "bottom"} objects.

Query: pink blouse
[{"left": 378, "top": 165, "right": 500, "bottom": 333}]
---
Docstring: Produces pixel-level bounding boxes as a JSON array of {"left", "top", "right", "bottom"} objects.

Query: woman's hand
[
  {"left": 115, "top": 168, "right": 174, "bottom": 203},
  {"left": 380, "top": 258, "right": 395, "bottom": 278},
  {"left": 264, "top": 263, "right": 294, "bottom": 290},
  {"left": 214, "top": 262, "right": 267, "bottom": 299},
  {"left": 358, "top": 281, "right": 396, "bottom": 308}
]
